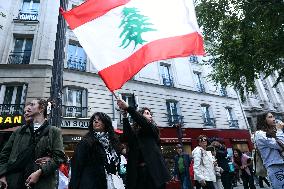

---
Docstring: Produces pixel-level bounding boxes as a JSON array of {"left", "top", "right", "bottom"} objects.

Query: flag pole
[{"left": 50, "top": 0, "right": 67, "bottom": 127}]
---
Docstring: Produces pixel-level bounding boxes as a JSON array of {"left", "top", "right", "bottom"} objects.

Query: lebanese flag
[{"left": 62, "top": 0, "right": 204, "bottom": 91}]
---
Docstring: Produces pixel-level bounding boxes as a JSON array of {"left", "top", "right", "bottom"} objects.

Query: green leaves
[
  {"left": 196, "top": 0, "right": 284, "bottom": 95},
  {"left": 119, "top": 7, "right": 156, "bottom": 50}
]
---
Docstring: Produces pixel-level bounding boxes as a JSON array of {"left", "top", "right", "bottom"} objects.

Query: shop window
[
  {"left": 8, "top": 38, "right": 33, "bottom": 64},
  {"left": 0, "top": 84, "right": 27, "bottom": 115},
  {"left": 160, "top": 143, "right": 191, "bottom": 177},
  {"left": 67, "top": 43, "right": 87, "bottom": 71},
  {"left": 62, "top": 87, "right": 87, "bottom": 118}
]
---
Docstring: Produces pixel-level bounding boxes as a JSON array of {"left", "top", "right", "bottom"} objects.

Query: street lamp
[{"left": 50, "top": 0, "right": 67, "bottom": 127}]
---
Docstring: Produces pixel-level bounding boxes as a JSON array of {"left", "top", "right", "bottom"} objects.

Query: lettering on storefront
[
  {"left": 0, "top": 115, "right": 23, "bottom": 129},
  {"left": 231, "top": 139, "right": 247, "bottom": 142},
  {"left": 61, "top": 118, "right": 89, "bottom": 128},
  {"left": 63, "top": 135, "right": 82, "bottom": 142}
]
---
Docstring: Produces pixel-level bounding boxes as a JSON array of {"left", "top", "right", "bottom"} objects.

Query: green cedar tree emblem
[{"left": 119, "top": 7, "right": 157, "bottom": 50}]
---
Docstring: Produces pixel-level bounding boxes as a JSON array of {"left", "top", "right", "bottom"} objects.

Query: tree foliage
[{"left": 195, "top": 0, "right": 284, "bottom": 95}]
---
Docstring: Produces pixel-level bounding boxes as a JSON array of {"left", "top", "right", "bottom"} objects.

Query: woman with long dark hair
[
  {"left": 117, "top": 99, "right": 171, "bottom": 189},
  {"left": 255, "top": 112, "right": 284, "bottom": 189},
  {"left": 70, "top": 112, "right": 124, "bottom": 189},
  {"left": 232, "top": 149, "right": 256, "bottom": 189}
]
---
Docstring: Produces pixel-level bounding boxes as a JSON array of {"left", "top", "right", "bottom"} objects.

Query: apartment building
[{"left": 0, "top": 0, "right": 253, "bottom": 160}]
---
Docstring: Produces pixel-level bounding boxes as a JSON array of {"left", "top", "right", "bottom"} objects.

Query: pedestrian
[
  {"left": 255, "top": 112, "right": 284, "bottom": 189},
  {"left": 173, "top": 144, "right": 193, "bottom": 189},
  {"left": 206, "top": 146, "right": 223, "bottom": 189},
  {"left": 232, "top": 149, "right": 256, "bottom": 189},
  {"left": 0, "top": 98, "right": 66, "bottom": 189},
  {"left": 117, "top": 99, "right": 171, "bottom": 189},
  {"left": 192, "top": 135, "right": 216, "bottom": 189},
  {"left": 69, "top": 112, "right": 124, "bottom": 189},
  {"left": 211, "top": 141, "right": 232, "bottom": 189},
  {"left": 258, "top": 176, "right": 270, "bottom": 188}
]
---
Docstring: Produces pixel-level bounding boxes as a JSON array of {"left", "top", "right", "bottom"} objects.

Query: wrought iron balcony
[
  {"left": 62, "top": 106, "right": 87, "bottom": 118},
  {"left": 167, "top": 114, "right": 184, "bottom": 126},
  {"left": 18, "top": 9, "right": 39, "bottom": 21},
  {"left": 8, "top": 51, "right": 31, "bottom": 64},
  {"left": 220, "top": 87, "right": 228, "bottom": 97},
  {"left": 203, "top": 117, "right": 216, "bottom": 127},
  {"left": 0, "top": 104, "right": 25, "bottom": 115},
  {"left": 162, "top": 75, "right": 174, "bottom": 87},
  {"left": 228, "top": 120, "right": 239, "bottom": 128},
  {"left": 197, "top": 84, "right": 205, "bottom": 93},
  {"left": 67, "top": 56, "right": 87, "bottom": 71}
]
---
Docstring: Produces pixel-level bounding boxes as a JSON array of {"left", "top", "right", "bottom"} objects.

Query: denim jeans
[{"left": 180, "top": 173, "right": 191, "bottom": 189}]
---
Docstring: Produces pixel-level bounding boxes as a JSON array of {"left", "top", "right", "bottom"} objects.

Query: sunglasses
[{"left": 199, "top": 138, "right": 208, "bottom": 142}]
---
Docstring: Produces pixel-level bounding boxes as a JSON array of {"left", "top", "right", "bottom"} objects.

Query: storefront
[
  {"left": 0, "top": 115, "right": 23, "bottom": 151},
  {"left": 159, "top": 127, "right": 253, "bottom": 153}
]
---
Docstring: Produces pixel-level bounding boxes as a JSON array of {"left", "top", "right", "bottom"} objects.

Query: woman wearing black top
[
  {"left": 69, "top": 112, "right": 124, "bottom": 189},
  {"left": 117, "top": 99, "right": 171, "bottom": 189}
]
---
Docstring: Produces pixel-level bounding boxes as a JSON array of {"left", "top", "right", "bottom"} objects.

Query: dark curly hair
[
  {"left": 85, "top": 112, "right": 121, "bottom": 153},
  {"left": 30, "top": 98, "right": 53, "bottom": 118}
]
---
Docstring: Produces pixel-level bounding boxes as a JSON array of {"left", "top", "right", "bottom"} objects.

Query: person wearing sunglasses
[{"left": 192, "top": 135, "right": 216, "bottom": 189}]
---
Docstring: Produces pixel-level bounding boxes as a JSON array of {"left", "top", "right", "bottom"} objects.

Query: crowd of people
[{"left": 0, "top": 98, "right": 283, "bottom": 189}]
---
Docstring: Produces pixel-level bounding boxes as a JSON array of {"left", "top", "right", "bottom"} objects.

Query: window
[
  {"left": 22, "top": 0, "right": 40, "bottom": 13},
  {"left": 19, "top": 0, "right": 40, "bottom": 21},
  {"left": 166, "top": 100, "right": 183, "bottom": 125},
  {"left": 0, "top": 84, "right": 27, "bottom": 115},
  {"left": 67, "top": 44, "right": 87, "bottom": 71},
  {"left": 160, "top": 64, "right": 174, "bottom": 87},
  {"left": 193, "top": 72, "right": 205, "bottom": 93},
  {"left": 119, "top": 93, "right": 137, "bottom": 123},
  {"left": 8, "top": 38, "right": 33, "bottom": 64},
  {"left": 226, "top": 107, "right": 238, "bottom": 128},
  {"left": 201, "top": 104, "right": 215, "bottom": 126},
  {"left": 62, "top": 87, "right": 87, "bottom": 118},
  {"left": 220, "top": 86, "right": 227, "bottom": 96},
  {"left": 189, "top": 56, "right": 198, "bottom": 63}
]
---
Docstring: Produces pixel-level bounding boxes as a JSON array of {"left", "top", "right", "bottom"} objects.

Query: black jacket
[
  {"left": 123, "top": 107, "right": 171, "bottom": 189},
  {"left": 69, "top": 133, "right": 108, "bottom": 189}
]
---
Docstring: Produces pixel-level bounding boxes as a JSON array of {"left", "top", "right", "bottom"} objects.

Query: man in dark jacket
[
  {"left": 117, "top": 99, "right": 171, "bottom": 189},
  {"left": 173, "top": 144, "right": 192, "bottom": 189}
]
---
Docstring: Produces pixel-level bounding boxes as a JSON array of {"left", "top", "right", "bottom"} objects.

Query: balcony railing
[
  {"left": 203, "top": 117, "right": 216, "bottom": 127},
  {"left": 62, "top": 106, "right": 87, "bottom": 118},
  {"left": 162, "top": 75, "right": 174, "bottom": 87},
  {"left": 8, "top": 51, "right": 31, "bottom": 64},
  {"left": 167, "top": 114, "right": 184, "bottom": 126},
  {"left": 197, "top": 84, "right": 205, "bottom": 93},
  {"left": 228, "top": 120, "right": 239, "bottom": 128},
  {"left": 67, "top": 56, "right": 87, "bottom": 71},
  {"left": 0, "top": 104, "right": 25, "bottom": 115},
  {"left": 18, "top": 9, "right": 38, "bottom": 21}
]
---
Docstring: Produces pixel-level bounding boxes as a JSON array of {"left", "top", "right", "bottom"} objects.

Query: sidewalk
[{"left": 233, "top": 183, "right": 271, "bottom": 189}]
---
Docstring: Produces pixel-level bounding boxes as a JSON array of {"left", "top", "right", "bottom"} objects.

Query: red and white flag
[{"left": 62, "top": 0, "right": 204, "bottom": 91}]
